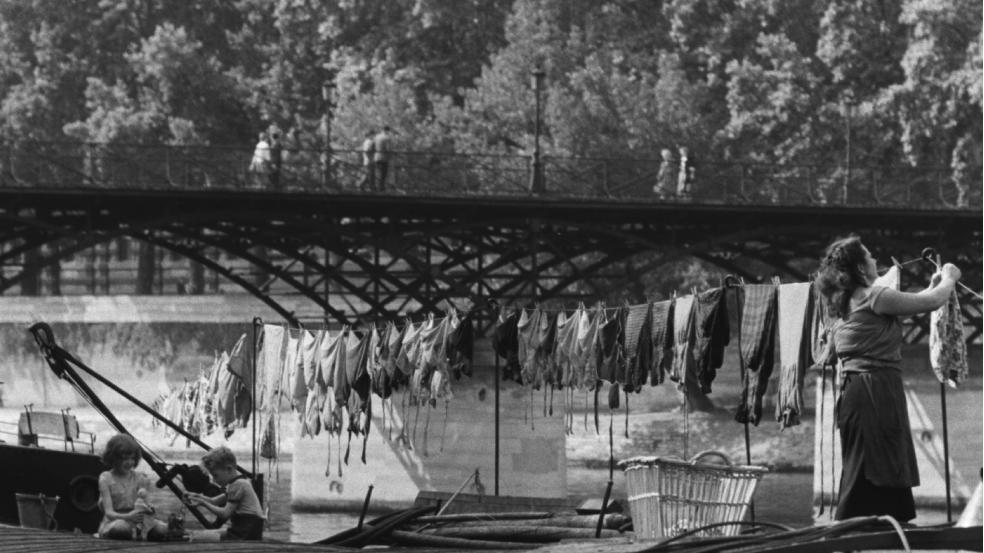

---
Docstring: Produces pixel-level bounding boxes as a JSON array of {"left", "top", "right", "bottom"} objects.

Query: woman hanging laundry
[{"left": 814, "top": 235, "right": 962, "bottom": 522}]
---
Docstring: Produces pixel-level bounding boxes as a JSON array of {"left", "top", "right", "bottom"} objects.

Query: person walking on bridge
[
  {"left": 359, "top": 130, "right": 375, "bottom": 191},
  {"left": 373, "top": 126, "right": 392, "bottom": 191}
]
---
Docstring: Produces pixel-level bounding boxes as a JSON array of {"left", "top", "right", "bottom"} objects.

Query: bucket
[{"left": 15, "top": 493, "right": 59, "bottom": 530}]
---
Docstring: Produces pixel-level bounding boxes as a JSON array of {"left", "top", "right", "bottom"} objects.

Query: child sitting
[{"left": 184, "top": 446, "right": 264, "bottom": 541}]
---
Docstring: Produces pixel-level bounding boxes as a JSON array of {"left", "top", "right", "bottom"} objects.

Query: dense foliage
[{"left": 0, "top": 0, "right": 979, "bottom": 173}]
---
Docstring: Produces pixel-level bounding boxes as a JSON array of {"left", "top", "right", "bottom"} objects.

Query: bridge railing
[{"left": 0, "top": 141, "right": 978, "bottom": 209}]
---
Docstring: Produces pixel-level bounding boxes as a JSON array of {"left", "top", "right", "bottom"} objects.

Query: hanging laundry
[
  {"left": 578, "top": 305, "right": 606, "bottom": 390},
  {"left": 670, "top": 295, "right": 696, "bottom": 387},
  {"left": 551, "top": 311, "right": 576, "bottom": 388},
  {"left": 492, "top": 307, "right": 522, "bottom": 383},
  {"left": 623, "top": 303, "right": 653, "bottom": 392},
  {"left": 517, "top": 308, "right": 538, "bottom": 386},
  {"left": 345, "top": 331, "right": 372, "bottom": 436},
  {"left": 256, "top": 324, "right": 287, "bottom": 413},
  {"left": 734, "top": 284, "right": 778, "bottom": 425},
  {"left": 280, "top": 332, "right": 300, "bottom": 409},
  {"left": 597, "top": 307, "right": 625, "bottom": 383},
  {"left": 225, "top": 334, "right": 252, "bottom": 428},
  {"left": 368, "top": 325, "right": 391, "bottom": 399},
  {"left": 385, "top": 322, "right": 408, "bottom": 390},
  {"left": 418, "top": 315, "right": 450, "bottom": 374},
  {"left": 649, "top": 300, "right": 674, "bottom": 386},
  {"left": 872, "top": 265, "right": 900, "bottom": 290},
  {"left": 300, "top": 389, "right": 323, "bottom": 438},
  {"left": 329, "top": 327, "right": 351, "bottom": 432},
  {"left": 292, "top": 330, "right": 318, "bottom": 410},
  {"left": 929, "top": 290, "right": 968, "bottom": 385},
  {"left": 692, "top": 287, "right": 730, "bottom": 394},
  {"left": 396, "top": 319, "right": 421, "bottom": 377},
  {"left": 775, "top": 282, "right": 814, "bottom": 429},
  {"left": 447, "top": 311, "right": 474, "bottom": 379},
  {"left": 561, "top": 305, "right": 589, "bottom": 389}
]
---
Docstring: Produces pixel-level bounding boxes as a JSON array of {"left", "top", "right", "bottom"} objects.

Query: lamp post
[
  {"left": 321, "top": 80, "right": 336, "bottom": 189},
  {"left": 530, "top": 68, "right": 546, "bottom": 194}
]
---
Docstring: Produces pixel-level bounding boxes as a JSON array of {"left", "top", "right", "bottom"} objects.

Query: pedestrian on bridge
[
  {"left": 654, "top": 148, "right": 676, "bottom": 198},
  {"left": 814, "top": 235, "right": 963, "bottom": 523},
  {"left": 677, "top": 145, "right": 695, "bottom": 197},
  {"left": 360, "top": 130, "right": 375, "bottom": 191},
  {"left": 248, "top": 132, "right": 270, "bottom": 188},
  {"left": 373, "top": 126, "right": 392, "bottom": 191}
]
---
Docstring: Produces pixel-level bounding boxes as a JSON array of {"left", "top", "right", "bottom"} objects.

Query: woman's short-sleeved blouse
[{"left": 832, "top": 286, "right": 903, "bottom": 369}]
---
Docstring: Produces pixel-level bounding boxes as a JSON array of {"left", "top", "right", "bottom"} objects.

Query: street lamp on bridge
[
  {"left": 322, "top": 79, "right": 336, "bottom": 189},
  {"left": 530, "top": 68, "right": 546, "bottom": 194}
]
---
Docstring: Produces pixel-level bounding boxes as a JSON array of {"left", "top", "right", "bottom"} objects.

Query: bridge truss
[{"left": 1, "top": 187, "right": 979, "bottom": 343}]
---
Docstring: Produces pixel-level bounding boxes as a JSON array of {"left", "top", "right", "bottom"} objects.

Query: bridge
[{"left": 1, "top": 141, "right": 980, "bottom": 340}]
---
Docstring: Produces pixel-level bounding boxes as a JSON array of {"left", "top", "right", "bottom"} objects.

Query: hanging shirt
[
  {"left": 649, "top": 300, "right": 674, "bottom": 386},
  {"left": 395, "top": 320, "right": 420, "bottom": 377},
  {"left": 597, "top": 307, "right": 625, "bottom": 385},
  {"left": 775, "top": 282, "right": 814, "bottom": 428},
  {"left": 929, "top": 290, "right": 968, "bottom": 385},
  {"left": 561, "top": 305, "right": 588, "bottom": 388},
  {"left": 384, "top": 322, "right": 406, "bottom": 389},
  {"left": 345, "top": 331, "right": 372, "bottom": 435}
]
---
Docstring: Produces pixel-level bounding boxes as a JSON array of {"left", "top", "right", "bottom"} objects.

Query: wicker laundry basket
[{"left": 619, "top": 450, "right": 767, "bottom": 540}]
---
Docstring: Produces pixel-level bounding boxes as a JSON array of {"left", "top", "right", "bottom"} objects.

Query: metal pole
[
  {"left": 531, "top": 69, "right": 545, "bottom": 194},
  {"left": 941, "top": 381, "right": 952, "bottom": 522},
  {"left": 322, "top": 81, "right": 334, "bottom": 189},
  {"left": 843, "top": 100, "right": 852, "bottom": 204},
  {"left": 494, "top": 348, "right": 500, "bottom": 496}
]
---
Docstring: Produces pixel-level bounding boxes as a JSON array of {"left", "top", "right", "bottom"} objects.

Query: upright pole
[
  {"left": 322, "top": 81, "right": 334, "bottom": 189},
  {"left": 843, "top": 99, "right": 852, "bottom": 204},
  {"left": 252, "top": 317, "right": 262, "bottom": 477},
  {"left": 530, "top": 69, "right": 545, "bottom": 194},
  {"left": 494, "top": 350, "right": 500, "bottom": 496},
  {"left": 941, "top": 381, "right": 952, "bottom": 522}
]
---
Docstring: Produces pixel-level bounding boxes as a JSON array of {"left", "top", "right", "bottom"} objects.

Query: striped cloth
[
  {"left": 775, "top": 282, "right": 814, "bottom": 428},
  {"left": 735, "top": 284, "right": 777, "bottom": 425},
  {"left": 649, "top": 300, "right": 674, "bottom": 385},
  {"left": 623, "top": 303, "right": 652, "bottom": 391}
]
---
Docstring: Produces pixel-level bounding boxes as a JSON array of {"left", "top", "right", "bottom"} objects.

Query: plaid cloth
[
  {"left": 649, "top": 300, "right": 673, "bottom": 385},
  {"left": 735, "top": 284, "right": 777, "bottom": 425},
  {"left": 930, "top": 289, "right": 968, "bottom": 385}
]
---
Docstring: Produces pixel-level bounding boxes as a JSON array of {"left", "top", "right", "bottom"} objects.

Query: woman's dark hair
[
  {"left": 814, "top": 235, "right": 870, "bottom": 318},
  {"left": 101, "top": 433, "right": 141, "bottom": 469}
]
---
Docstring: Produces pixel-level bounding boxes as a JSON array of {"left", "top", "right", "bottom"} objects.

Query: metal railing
[{"left": 0, "top": 141, "right": 978, "bottom": 209}]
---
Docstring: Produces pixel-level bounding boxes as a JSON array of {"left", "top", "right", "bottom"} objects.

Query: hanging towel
[
  {"left": 735, "top": 284, "right": 778, "bottom": 425},
  {"left": 385, "top": 323, "right": 407, "bottom": 390},
  {"left": 492, "top": 308, "right": 522, "bottom": 383},
  {"left": 257, "top": 325, "right": 287, "bottom": 413},
  {"left": 775, "top": 282, "right": 814, "bottom": 428},
  {"left": 670, "top": 295, "right": 696, "bottom": 387},
  {"left": 692, "top": 287, "right": 730, "bottom": 394},
  {"left": 930, "top": 290, "right": 968, "bottom": 385},
  {"left": 623, "top": 303, "right": 653, "bottom": 392},
  {"left": 649, "top": 300, "right": 674, "bottom": 385}
]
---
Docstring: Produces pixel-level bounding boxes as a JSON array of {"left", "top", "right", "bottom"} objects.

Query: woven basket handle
[{"left": 690, "top": 450, "right": 732, "bottom": 466}]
